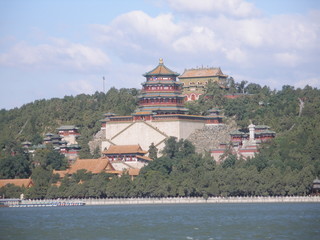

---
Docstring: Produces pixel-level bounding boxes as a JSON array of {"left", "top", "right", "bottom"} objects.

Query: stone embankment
[
  {"left": 188, "top": 120, "right": 237, "bottom": 153},
  {"left": 79, "top": 196, "right": 320, "bottom": 205}
]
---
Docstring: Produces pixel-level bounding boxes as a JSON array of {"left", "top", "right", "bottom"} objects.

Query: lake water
[{"left": 0, "top": 203, "right": 319, "bottom": 240}]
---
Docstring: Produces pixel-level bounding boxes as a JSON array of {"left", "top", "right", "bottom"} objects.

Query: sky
[{"left": 0, "top": 0, "right": 320, "bottom": 110}]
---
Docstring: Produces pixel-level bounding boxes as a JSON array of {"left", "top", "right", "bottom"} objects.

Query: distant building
[
  {"left": 24, "top": 125, "right": 81, "bottom": 162},
  {"left": 56, "top": 125, "right": 80, "bottom": 145},
  {"left": 59, "top": 144, "right": 81, "bottom": 162},
  {"left": 224, "top": 93, "right": 247, "bottom": 99},
  {"left": 43, "top": 133, "right": 62, "bottom": 146},
  {"left": 53, "top": 157, "right": 140, "bottom": 180},
  {"left": 43, "top": 125, "right": 81, "bottom": 162},
  {"left": 102, "top": 145, "right": 152, "bottom": 171},
  {"left": 229, "top": 124, "right": 276, "bottom": 144},
  {"left": 100, "top": 59, "right": 223, "bottom": 153},
  {"left": 21, "top": 141, "right": 32, "bottom": 149},
  {"left": 0, "top": 178, "right": 34, "bottom": 188},
  {"left": 178, "top": 67, "right": 228, "bottom": 101},
  {"left": 211, "top": 124, "right": 276, "bottom": 162},
  {"left": 312, "top": 178, "right": 320, "bottom": 195}
]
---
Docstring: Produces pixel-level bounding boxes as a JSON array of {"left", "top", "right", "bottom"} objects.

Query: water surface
[{"left": 1, "top": 203, "right": 319, "bottom": 240}]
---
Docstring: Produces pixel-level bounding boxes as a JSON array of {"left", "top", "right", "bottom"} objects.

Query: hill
[
  {"left": 0, "top": 82, "right": 320, "bottom": 198},
  {"left": 0, "top": 87, "right": 139, "bottom": 158}
]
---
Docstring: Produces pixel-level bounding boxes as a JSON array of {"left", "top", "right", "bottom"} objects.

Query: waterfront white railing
[
  {"left": 15, "top": 196, "right": 320, "bottom": 206},
  {"left": 76, "top": 196, "right": 320, "bottom": 205}
]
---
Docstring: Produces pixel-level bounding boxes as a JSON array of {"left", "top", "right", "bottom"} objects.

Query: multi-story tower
[
  {"left": 135, "top": 58, "right": 188, "bottom": 116},
  {"left": 101, "top": 59, "right": 223, "bottom": 153}
]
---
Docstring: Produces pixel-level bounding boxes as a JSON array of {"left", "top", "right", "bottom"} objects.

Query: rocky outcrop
[
  {"left": 187, "top": 119, "right": 237, "bottom": 154},
  {"left": 88, "top": 129, "right": 106, "bottom": 154}
]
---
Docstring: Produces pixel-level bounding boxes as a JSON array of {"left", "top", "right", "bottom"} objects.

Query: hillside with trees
[
  {"left": 1, "top": 82, "right": 320, "bottom": 198},
  {"left": 0, "top": 87, "right": 139, "bottom": 159}
]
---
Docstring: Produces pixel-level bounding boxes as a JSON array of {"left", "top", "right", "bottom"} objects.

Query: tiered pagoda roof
[
  {"left": 143, "top": 58, "right": 179, "bottom": 77},
  {"left": 137, "top": 58, "right": 188, "bottom": 115}
]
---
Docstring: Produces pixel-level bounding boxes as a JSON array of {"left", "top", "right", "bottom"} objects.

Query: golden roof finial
[{"left": 159, "top": 58, "right": 163, "bottom": 64}]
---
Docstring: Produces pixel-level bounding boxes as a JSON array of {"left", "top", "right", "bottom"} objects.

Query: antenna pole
[{"left": 103, "top": 76, "right": 105, "bottom": 93}]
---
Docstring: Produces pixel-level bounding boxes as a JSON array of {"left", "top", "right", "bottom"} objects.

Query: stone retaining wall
[
  {"left": 187, "top": 121, "right": 237, "bottom": 154},
  {"left": 20, "top": 196, "right": 320, "bottom": 206},
  {"left": 80, "top": 196, "right": 320, "bottom": 205}
]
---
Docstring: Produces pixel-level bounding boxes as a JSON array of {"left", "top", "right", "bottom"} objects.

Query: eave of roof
[
  {"left": 0, "top": 178, "right": 33, "bottom": 188},
  {"left": 179, "top": 67, "right": 228, "bottom": 79},
  {"left": 143, "top": 59, "right": 179, "bottom": 77},
  {"left": 103, "top": 145, "right": 147, "bottom": 154}
]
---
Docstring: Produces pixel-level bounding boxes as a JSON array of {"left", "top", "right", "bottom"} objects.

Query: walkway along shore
[{"left": 19, "top": 196, "right": 320, "bottom": 206}]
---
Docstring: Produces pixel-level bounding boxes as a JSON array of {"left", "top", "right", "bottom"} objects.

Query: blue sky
[{"left": 1, "top": 0, "right": 320, "bottom": 110}]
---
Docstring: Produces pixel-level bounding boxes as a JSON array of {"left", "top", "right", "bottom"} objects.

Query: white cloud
[
  {"left": 222, "top": 47, "right": 247, "bottom": 63},
  {"left": 92, "top": 10, "right": 183, "bottom": 62},
  {"left": 172, "top": 26, "right": 220, "bottom": 53},
  {"left": 63, "top": 79, "right": 96, "bottom": 94},
  {"left": 165, "top": 0, "right": 260, "bottom": 18},
  {"left": 274, "top": 52, "right": 300, "bottom": 67},
  {"left": 294, "top": 77, "right": 320, "bottom": 89},
  {"left": 0, "top": 39, "right": 110, "bottom": 71},
  {"left": 94, "top": 11, "right": 181, "bottom": 45},
  {"left": 88, "top": 4, "right": 320, "bottom": 91}
]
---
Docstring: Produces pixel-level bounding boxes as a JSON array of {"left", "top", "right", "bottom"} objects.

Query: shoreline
[{"left": 18, "top": 196, "right": 320, "bottom": 206}]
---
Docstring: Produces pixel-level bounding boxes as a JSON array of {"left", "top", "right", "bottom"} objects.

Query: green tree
[
  {"left": 32, "top": 148, "right": 67, "bottom": 170},
  {"left": 92, "top": 146, "right": 101, "bottom": 159},
  {"left": 221, "top": 154, "right": 237, "bottom": 169},
  {"left": 106, "top": 174, "right": 132, "bottom": 198},
  {"left": 86, "top": 173, "right": 110, "bottom": 198},
  {"left": 0, "top": 154, "right": 31, "bottom": 179},
  {"left": 148, "top": 142, "right": 158, "bottom": 160},
  {"left": 27, "top": 167, "right": 53, "bottom": 199},
  {"left": 161, "top": 137, "right": 179, "bottom": 159},
  {"left": 0, "top": 184, "right": 24, "bottom": 198}
]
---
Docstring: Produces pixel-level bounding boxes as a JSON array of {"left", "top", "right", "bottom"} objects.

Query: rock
[
  {"left": 88, "top": 129, "right": 106, "bottom": 154},
  {"left": 187, "top": 119, "right": 237, "bottom": 154}
]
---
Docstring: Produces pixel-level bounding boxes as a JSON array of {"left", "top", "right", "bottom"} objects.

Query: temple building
[
  {"left": 101, "top": 59, "right": 223, "bottom": 153},
  {"left": 102, "top": 145, "right": 151, "bottom": 163},
  {"left": 211, "top": 124, "right": 276, "bottom": 162},
  {"left": 178, "top": 67, "right": 228, "bottom": 101},
  {"left": 312, "top": 178, "right": 320, "bottom": 195},
  {"left": 56, "top": 125, "right": 80, "bottom": 145},
  {"left": 53, "top": 158, "right": 121, "bottom": 179},
  {"left": 53, "top": 157, "right": 141, "bottom": 180},
  {"left": 0, "top": 178, "right": 34, "bottom": 188},
  {"left": 26, "top": 125, "right": 81, "bottom": 162},
  {"left": 102, "top": 145, "right": 152, "bottom": 174},
  {"left": 43, "top": 133, "right": 63, "bottom": 146},
  {"left": 229, "top": 125, "right": 276, "bottom": 144},
  {"left": 136, "top": 58, "right": 188, "bottom": 116}
]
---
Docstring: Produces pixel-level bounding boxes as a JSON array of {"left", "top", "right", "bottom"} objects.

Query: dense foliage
[
  {"left": 1, "top": 82, "right": 320, "bottom": 199},
  {"left": 0, "top": 88, "right": 138, "bottom": 159}
]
